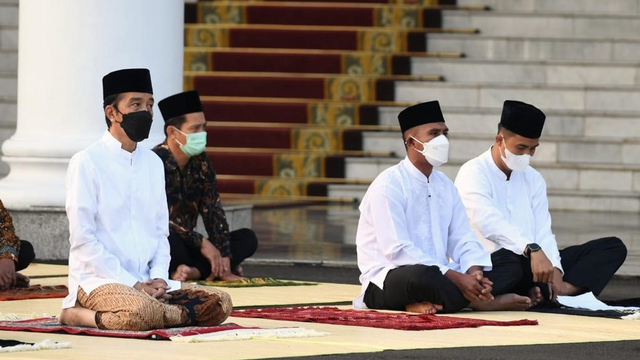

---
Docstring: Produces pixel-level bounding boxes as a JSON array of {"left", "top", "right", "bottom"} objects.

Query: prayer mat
[
  {"left": 0, "top": 339, "right": 71, "bottom": 353},
  {"left": 231, "top": 306, "right": 538, "bottom": 330},
  {"left": 530, "top": 307, "right": 638, "bottom": 319},
  {"left": 0, "top": 317, "right": 326, "bottom": 342},
  {"left": 0, "top": 285, "right": 68, "bottom": 301},
  {"left": 529, "top": 298, "right": 640, "bottom": 320},
  {"left": 196, "top": 277, "right": 317, "bottom": 288},
  {"left": 0, "top": 317, "right": 253, "bottom": 340}
]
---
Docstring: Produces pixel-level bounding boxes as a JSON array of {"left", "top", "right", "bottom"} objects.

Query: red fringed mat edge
[
  {"left": 0, "top": 285, "right": 68, "bottom": 301},
  {"left": 231, "top": 306, "right": 538, "bottom": 331},
  {"left": 0, "top": 317, "right": 256, "bottom": 340}
]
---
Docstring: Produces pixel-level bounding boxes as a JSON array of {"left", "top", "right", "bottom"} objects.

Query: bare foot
[
  {"left": 171, "top": 265, "right": 201, "bottom": 282},
  {"left": 59, "top": 305, "right": 97, "bottom": 327},
  {"left": 15, "top": 273, "right": 30, "bottom": 288},
  {"left": 470, "top": 293, "right": 532, "bottom": 311},
  {"left": 405, "top": 302, "right": 443, "bottom": 314},
  {"left": 232, "top": 265, "right": 244, "bottom": 277},
  {"left": 219, "top": 273, "right": 244, "bottom": 281},
  {"left": 558, "top": 281, "right": 585, "bottom": 297},
  {"left": 528, "top": 286, "right": 544, "bottom": 306}
]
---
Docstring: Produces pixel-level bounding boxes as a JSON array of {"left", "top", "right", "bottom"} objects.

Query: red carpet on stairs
[
  {"left": 185, "top": 49, "right": 415, "bottom": 75},
  {"left": 185, "top": 25, "right": 431, "bottom": 52},
  {"left": 180, "top": 0, "right": 472, "bottom": 201},
  {"left": 201, "top": 99, "right": 384, "bottom": 125},
  {"left": 187, "top": 3, "right": 444, "bottom": 28},
  {"left": 186, "top": 73, "right": 439, "bottom": 101},
  {"left": 206, "top": 125, "right": 364, "bottom": 150},
  {"left": 217, "top": 177, "right": 343, "bottom": 197},
  {"left": 208, "top": 152, "right": 348, "bottom": 178}
]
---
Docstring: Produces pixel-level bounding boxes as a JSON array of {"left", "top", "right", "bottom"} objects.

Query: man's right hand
[
  {"left": 0, "top": 258, "right": 16, "bottom": 290},
  {"left": 200, "top": 238, "right": 224, "bottom": 280},
  {"left": 134, "top": 280, "right": 171, "bottom": 302},
  {"left": 529, "top": 250, "right": 554, "bottom": 283},
  {"left": 446, "top": 270, "right": 493, "bottom": 303}
]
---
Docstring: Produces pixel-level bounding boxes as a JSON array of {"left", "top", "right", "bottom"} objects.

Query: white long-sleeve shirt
[
  {"left": 454, "top": 148, "right": 563, "bottom": 272},
  {"left": 63, "top": 131, "right": 180, "bottom": 309},
  {"left": 354, "top": 157, "right": 491, "bottom": 309}
]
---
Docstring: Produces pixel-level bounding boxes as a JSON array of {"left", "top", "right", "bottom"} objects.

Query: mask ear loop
[
  {"left": 171, "top": 126, "right": 186, "bottom": 146},
  {"left": 109, "top": 106, "right": 123, "bottom": 125},
  {"left": 499, "top": 135, "right": 509, "bottom": 159},
  {"left": 410, "top": 136, "right": 426, "bottom": 154}
]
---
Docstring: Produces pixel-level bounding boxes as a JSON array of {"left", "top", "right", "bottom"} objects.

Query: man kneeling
[{"left": 60, "top": 69, "right": 231, "bottom": 330}]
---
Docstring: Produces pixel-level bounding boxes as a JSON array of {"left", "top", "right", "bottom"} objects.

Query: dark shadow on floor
[{"left": 265, "top": 340, "right": 640, "bottom": 360}]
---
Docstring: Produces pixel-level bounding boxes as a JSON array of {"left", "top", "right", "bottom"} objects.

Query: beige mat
[
  {"left": 10, "top": 277, "right": 358, "bottom": 306},
  {"left": 20, "top": 264, "right": 68, "bottom": 278},
  {"left": 19, "top": 277, "right": 68, "bottom": 288},
  {"left": 0, "top": 279, "right": 359, "bottom": 317},
  {"left": 0, "top": 309, "right": 639, "bottom": 360},
  {"left": 224, "top": 282, "right": 359, "bottom": 307},
  {"left": 1, "top": 279, "right": 640, "bottom": 359},
  {"left": 3, "top": 271, "right": 636, "bottom": 358}
]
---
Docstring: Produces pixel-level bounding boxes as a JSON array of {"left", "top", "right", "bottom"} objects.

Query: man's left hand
[
  {"left": 466, "top": 267, "right": 494, "bottom": 301},
  {"left": 548, "top": 268, "right": 565, "bottom": 303}
]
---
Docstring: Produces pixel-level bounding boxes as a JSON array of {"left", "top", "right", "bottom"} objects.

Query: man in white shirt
[
  {"left": 355, "top": 101, "right": 533, "bottom": 314},
  {"left": 60, "top": 69, "right": 231, "bottom": 331},
  {"left": 455, "top": 100, "right": 627, "bottom": 305}
]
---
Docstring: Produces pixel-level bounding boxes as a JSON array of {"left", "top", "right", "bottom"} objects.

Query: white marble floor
[{"left": 251, "top": 205, "right": 640, "bottom": 276}]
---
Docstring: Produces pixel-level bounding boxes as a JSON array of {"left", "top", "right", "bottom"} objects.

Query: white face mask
[
  {"left": 500, "top": 136, "right": 530, "bottom": 172},
  {"left": 411, "top": 134, "right": 449, "bottom": 167}
]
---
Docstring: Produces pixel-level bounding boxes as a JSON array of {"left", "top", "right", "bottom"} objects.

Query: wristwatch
[
  {"left": 0, "top": 253, "right": 18, "bottom": 262},
  {"left": 524, "top": 243, "right": 541, "bottom": 258}
]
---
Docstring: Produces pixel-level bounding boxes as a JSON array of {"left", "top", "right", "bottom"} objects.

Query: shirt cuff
[
  {"left": 438, "top": 264, "right": 451, "bottom": 276},
  {"left": 149, "top": 267, "right": 169, "bottom": 283},
  {"left": 551, "top": 257, "right": 564, "bottom": 274},
  {"left": 119, "top": 272, "right": 140, "bottom": 288}
]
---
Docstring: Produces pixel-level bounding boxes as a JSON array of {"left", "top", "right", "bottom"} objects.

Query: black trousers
[
  {"left": 509, "top": 237, "right": 627, "bottom": 297},
  {"left": 364, "top": 265, "right": 468, "bottom": 313},
  {"left": 362, "top": 237, "right": 626, "bottom": 312},
  {"left": 168, "top": 228, "right": 258, "bottom": 279},
  {"left": 363, "top": 251, "right": 521, "bottom": 313},
  {"left": 487, "top": 237, "right": 627, "bottom": 298},
  {"left": 16, "top": 240, "right": 35, "bottom": 271},
  {"left": 364, "top": 240, "right": 596, "bottom": 312}
]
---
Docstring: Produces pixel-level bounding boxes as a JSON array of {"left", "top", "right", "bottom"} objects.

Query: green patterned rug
[{"left": 196, "top": 277, "right": 318, "bottom": 288}]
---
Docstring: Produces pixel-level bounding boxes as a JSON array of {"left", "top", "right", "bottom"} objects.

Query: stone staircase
[
  {"left": 2, "top": 0, "right": 640, "bottom": 213},
  {"left": 0, "top": 0, "right": 18, "bottom": 177},
  {"left": 329, "top": 0, "right": 640, "bottom": 212}
]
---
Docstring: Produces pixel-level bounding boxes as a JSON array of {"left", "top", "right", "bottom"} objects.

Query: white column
[{"left": 0, "top": 0, "right": 184, "bottom": 209}]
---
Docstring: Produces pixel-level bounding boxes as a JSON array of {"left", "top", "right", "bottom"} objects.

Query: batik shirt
[
  {"left": 152, "top": 144, "right": 231, "bottom": 257},
  {"left": 0, "top": 199, "right": 20, "bottom": 261}
]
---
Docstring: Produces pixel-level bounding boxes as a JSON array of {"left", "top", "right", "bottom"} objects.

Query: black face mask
[{"left": 116, "top": 110, "right": 153, "bottom": 142}]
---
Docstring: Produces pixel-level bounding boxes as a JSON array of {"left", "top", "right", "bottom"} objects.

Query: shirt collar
[
  {"left": 401, "top": 156, "right": 430, "bottom": 183},
  {"left": 483, "top": 147, "right": 509, "bottom": 181},
  {"left": 156, "top": 143, "right": 179, "bottom": 172},
  {"left": 101, "top": 130, "right": 136, "bottom": 160}
]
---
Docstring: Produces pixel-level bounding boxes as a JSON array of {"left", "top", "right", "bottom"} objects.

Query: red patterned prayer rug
[
  {"left": 231, "top": 306, "right": 538, "bottom": 331},
  {"left": 0, "top": 317, "right": 256, "bottom": 340},
  {"left": 0, "top": 317, "right": 328, "bottom": 343},
  {"left": 0, "top": 285, "right": 68, "bottom": 301}
]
